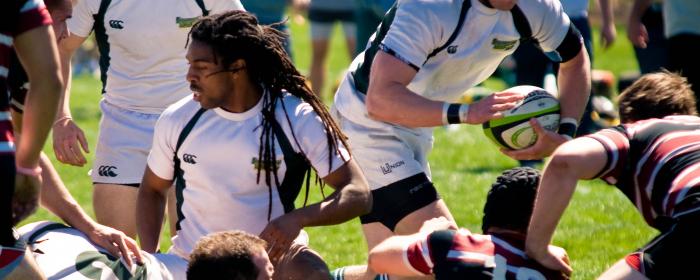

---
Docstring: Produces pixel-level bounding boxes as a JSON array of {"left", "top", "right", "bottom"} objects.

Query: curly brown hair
[{"left": 187, "top": 231, "right": 267, "bottom": 280}]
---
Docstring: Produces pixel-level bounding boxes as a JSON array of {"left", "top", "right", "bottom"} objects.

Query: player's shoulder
[
  {"left": 516, "top": 0, "right": 565, "bottom": 17},
  {"left": 396, "top": 0, "right": 461, "bottom": 18},
  {"left": 277, "top": 91, "right": 316, "bottom": 119},
  {"left": 159, "top": 95, "right": 202, "bottom": 124}
]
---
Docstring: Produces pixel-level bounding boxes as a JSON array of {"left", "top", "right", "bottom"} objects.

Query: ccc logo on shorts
[
  {"left": 98, "top": 166, "right": 118, "bottom": 177},
  {"left": 183, "top": 154, "right": 197, "bottom": 164}
]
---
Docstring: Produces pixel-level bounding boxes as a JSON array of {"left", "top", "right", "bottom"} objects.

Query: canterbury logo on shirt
[
  {"left": 97, "top": 166, "right": 118, "bottom": 177},
  {"left": 108, "top": 20, "right": 124, "bottom": 29},
  {"left": 491, "top": 38, "right": 517, "bottom": 50},
  {"left": 183, "top": 154, "right": 197, "bottom": 164}
]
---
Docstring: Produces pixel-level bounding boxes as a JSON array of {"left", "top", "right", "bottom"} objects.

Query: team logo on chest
[
  {"left": 183, "top": 153, "right": 197, "bottom": 164},
  {"left": 251, "top": 157, "right": 282, "bottom": 171},
  {"left": 491, "top": 38, "right": 517, "bottom": 51}
]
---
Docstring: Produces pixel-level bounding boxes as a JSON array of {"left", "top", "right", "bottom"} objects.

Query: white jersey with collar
[
  {"left": 147, "top": 93, "right": 350, "bottom": 259},
  {"left": 67, "top": 0, "right": 244, "bottom": 114},
  {"left": 333, "top": 0, "right": 571, "bottom": 128},
  {"left": 18, "top": 221, "right": 181, "bottom": 280}
]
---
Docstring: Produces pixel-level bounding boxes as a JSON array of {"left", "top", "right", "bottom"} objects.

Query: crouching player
[
  {"left": 368, "top": 167, "right": 570, "bottom": 279},
  {"left": 526, "top": 71, "right": 700, "bottom": 279}
]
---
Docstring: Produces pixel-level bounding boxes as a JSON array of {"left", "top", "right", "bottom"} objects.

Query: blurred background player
[
  {"left": 137, "top": 11, "right": 371, "bottom": 280},
  {"left": 187, "top": 231, "right": 274, "bottom": 280},
  {"left": 526, "top": 71, "right": 700, "bottom": 279},
  {"left": 308, "top": 0, "right": 356, "bottom": 98},
  {"left": 240, "top": 0, "right": 308, "bottom": 58},
  {"left": 1, "top": 0, "right": 63, "bottom": 278},
  {"left": 53, "top": 0, "right": 244, "bottom": 238},
  {"left": 331, "top": 0, "right": 590, "bottom": 278},
  {"left": 367, "top": 167, "right": 569, "bottom": 280},
  {"left": 628, "top": 0, "right": 700, "bottom": 111}
]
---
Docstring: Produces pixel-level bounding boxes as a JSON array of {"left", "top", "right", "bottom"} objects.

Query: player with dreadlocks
[{"left": 137, "top": 10, "right": 372, "bottom": 279}]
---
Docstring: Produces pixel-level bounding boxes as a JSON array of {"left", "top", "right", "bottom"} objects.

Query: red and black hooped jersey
[
  {"left": 586, "top": 115, "right": 700, "bottom": 229},
  {"left": 405, "top": 229, "right": 567, "bottom": 280},
  {"left": 0, "top": 0, "right": 52, "bottom": 154}
]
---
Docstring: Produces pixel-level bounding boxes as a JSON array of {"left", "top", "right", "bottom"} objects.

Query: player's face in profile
[
  {"left": 252, "top": 248, "right": 274, "bottom": 280},
  {"left": 48, "top": 0, "right": 72, "bottom": 42},
  {"left": 186, "top": 40, "right": 234, "bottom": 109},
  {"left": 488, "top": 0, "right": 517, "bottom": 10}
]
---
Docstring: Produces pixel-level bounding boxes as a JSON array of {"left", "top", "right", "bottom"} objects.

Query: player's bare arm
[
  {"left": 627, "top": 0, "right": 654, "bottom": 48},
  {"left": 365, "top": 51, "right": 522, "bottom": 128},
  {"left": 53, "top": 33, "right": 89, "bottom": 166},
  {"left": 136, "top": 167, "right": 173, "bottom": 253},
  {"left": 525, "top": 137, "right": 606, "bottom": 273},
  {"left": 12, "top": 25, "right": 63, "bottom": 224},
  {"left": 260, "top": 159, "right": 371, "bottom": 260}
]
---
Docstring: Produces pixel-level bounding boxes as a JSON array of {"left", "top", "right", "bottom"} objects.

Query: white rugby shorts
[{"left": 91, "top": 99, "right": 161, "bottom": 185}]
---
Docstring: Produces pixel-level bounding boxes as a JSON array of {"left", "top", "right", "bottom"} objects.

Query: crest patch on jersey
[
  {"left": 176, "top": 16, "right": 200, "bottom": 28},
  {"left": 491, "top": 38, "right": 517, "bottom": 51}
]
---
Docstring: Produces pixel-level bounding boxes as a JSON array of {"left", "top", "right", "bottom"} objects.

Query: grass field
[{"left": 21, "top": 20, "right": 657, "bottom": 279}]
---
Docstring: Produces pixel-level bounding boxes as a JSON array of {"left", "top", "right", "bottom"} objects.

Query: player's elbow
[
  {"left": 367, "top": 248, "right": 387, "bottom": 274},
  {"left": 345, "top": 182, "right": 373, "bottom": 216},
  {"left": 365, "top": 91, "right": 390, "bottom": 122},
  {"left": 547, "top": 148, "right": 580, "bottom": 176}
]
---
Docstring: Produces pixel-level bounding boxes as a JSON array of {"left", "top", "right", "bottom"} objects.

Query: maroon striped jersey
[
  {"left": 405, "top": 229, "right": 567, "bottom": 280},
  {"left": 586, "top": 115, "right": 700, "bottom": 229},
  {"left": 0, "top": 0, "right": 52, "bottom": 155}
]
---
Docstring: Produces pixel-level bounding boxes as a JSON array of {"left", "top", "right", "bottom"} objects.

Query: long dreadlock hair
[{"left": 188, "top": 10, "right": 350, "bottom": 219}]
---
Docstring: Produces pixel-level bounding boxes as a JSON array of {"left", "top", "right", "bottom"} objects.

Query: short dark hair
[
  {"left": 187, "top": 231, "right": 267, "bottom": 280},
  {"left": 618, "top": 70, "right": 697, "bottom": 123},
  {"left": 482, "top": 167, "right": 540, "bottom": 233}
]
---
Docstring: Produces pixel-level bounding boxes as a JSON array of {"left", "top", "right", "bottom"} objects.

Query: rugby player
[
  {"left": 368, "top": 167, "right": 569, "bottom": 280},
  {"left": 137, "top": 10, "right": 371, "bottom": 280},
  {"left": 526, "top": 71, "right": 700, "bottom": 279}
]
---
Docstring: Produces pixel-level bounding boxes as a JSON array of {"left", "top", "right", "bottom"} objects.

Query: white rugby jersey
[
  {"left": 67, "top": 0, "right": 244, "bottom": 113},
  {"left": 334, "top": 0, "right": 572, "bottom": 128},
  {"left": 18, "top": 221, "right": 183, "bottom": 280},
  {"left": 147, "top": 92, "right": 350, "bottom": 258}
]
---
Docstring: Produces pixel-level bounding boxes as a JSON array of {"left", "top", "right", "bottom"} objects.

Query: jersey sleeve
[
  {"left": 146, "top": 107, "right": 182, "bottom": 181},
  {"left": 66, "top": 0, "right": 101, "bottom": 38},
  {"left": 582, "top": 126, "right": 630, "bottom": 184},
  {"left": 524, "top": 0, "right": 575, "bottom": 53},
  {"left": 404, "top": 233, "right": 434, "bottom": 276},
  {"left": 206, "top": 0, "right": 245, "bottom": 14},
  {"left": 379, "top": 0, "right": 448, "bottom": 70},
  {"left": 287, "top": 101, "right": 350, "bottom": 178},
  {"left": 14, "top": 0, "right": 52, "bottom": 37}
]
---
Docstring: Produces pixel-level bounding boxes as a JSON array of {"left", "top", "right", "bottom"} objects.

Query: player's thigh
[
  {"left": 597, "top": 259, "right": 648, "bottom": 280},
  {"left": 274, "top": 243, "right": 329, "bottom": 280},
  {"left": 394, "top": 199, "right": 454, "bottom": 235},
  {"left": 93, "top": 183, "right": 139, "bottom": 237}
]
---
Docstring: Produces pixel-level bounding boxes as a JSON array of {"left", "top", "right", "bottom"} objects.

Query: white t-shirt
[
  {"left": 147, "top": 92, "right": 350, "bottom": 258},
  {"left": 334, "top": 0, "right": 572, "bottom": 129},
  {"left": 67, "top": 0, "right": 244, "bottom": 113},
  {"left": 18, "top": 221, "right": 184, "bottom": 280}
]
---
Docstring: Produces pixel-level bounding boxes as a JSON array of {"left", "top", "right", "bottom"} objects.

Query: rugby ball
[{"left": 482, "top": 86, "right": 560, "bottom": 150}]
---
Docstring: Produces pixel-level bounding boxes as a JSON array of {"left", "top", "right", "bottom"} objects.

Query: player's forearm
[
  {"left": 16, "top": 85, "right": 61, "bottom": 170},
  {"left": 136, "top": 186, "right": 167, "bottom": 253},
  {"left": 526, "top": 156, "right": 579, "bottom": 258},
  {"left": 366, "top": 82, "right": 446, "bottom": 128},
  {"left": 598, "top": 0, "right": 614, "bottom": 27},
  {"left": 38, "top": 153, "right": 97, "bottom": 232},
  {"left": 57, "top": 47, "right": 74, "bottom": 118},
  {"left": 557, "top": 48, "right": 591, "bottom": 123},
  {"left": 293, "top": 182, "right": 371, "bottom": 228}
]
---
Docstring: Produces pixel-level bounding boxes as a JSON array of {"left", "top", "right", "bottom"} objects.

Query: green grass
[{"left": 21, "top": 20, "right": 657, "bottom": 279}]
